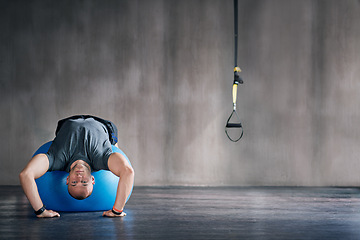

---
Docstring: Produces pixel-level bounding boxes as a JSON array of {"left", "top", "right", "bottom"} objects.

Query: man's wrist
[
  {"left": 34, "top": 205, "right": 46, "bottom": 215},
  {"left": 112, "top": 207, "right": 123, "bottom": 215}
]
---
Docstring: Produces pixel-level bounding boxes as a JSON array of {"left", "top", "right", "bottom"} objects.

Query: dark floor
[{"left": 1, "top": 186, "right": 360, "bottom": 239}]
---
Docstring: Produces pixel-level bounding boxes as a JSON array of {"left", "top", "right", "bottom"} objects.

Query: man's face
[{"left": 66, "top": 161, "right": 95, "bottom": 199}]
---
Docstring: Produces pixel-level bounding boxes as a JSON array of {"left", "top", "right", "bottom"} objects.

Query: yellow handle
[
  {"left": 232, "top": 66, "right": 241, "bottom": 108},
  {"left": 234, "top": 67, "right": 241, "bottom": 73},
  {"left": 232, "top": 84, "right": 238, "bottom": 105}
]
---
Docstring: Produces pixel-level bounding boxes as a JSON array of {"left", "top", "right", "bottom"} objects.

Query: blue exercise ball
[{"left": 34, "top": 141, "right": 133, "bottom": 212}]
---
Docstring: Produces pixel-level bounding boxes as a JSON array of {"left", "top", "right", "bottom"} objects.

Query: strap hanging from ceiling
[{"left": 225, "top": 0, "right": 244, "bottom": 142}]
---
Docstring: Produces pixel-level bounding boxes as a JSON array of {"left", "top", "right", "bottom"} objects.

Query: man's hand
[
  {"left": 102, "top": 209, "right": 126, "bottom": 218},
  {"left": 36, "top": 209, "right": 60, "bottom": 218}
]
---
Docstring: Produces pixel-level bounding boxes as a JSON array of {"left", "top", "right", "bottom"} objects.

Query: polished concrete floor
[{"left": 1, "top": 186, "right": 360, "bottom": 239}]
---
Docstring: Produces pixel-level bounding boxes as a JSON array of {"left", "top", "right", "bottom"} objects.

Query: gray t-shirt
[{"left": 46, "top": 118, "right": 113, "bottom": 172}]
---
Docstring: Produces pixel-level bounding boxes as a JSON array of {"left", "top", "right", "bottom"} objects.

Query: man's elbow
[
  {"left": 123, "top": 165, "right": 134, "bottom": 179},
  {"left": 118, "top": 165, "right": 134, "bottom": 181},
  {"left": 126, "top": 165, "right": 135, "bottom": 177},
  {"left": 19, "top": 169, "right": 33, "bottom": 183}
]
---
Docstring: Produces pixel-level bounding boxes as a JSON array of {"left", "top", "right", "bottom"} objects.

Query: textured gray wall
[{"left": 1, "top": 0, "right": 360, "bottom": 186}]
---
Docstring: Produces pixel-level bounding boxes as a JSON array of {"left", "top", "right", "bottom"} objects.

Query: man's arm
[
  {"left": 19, "top": 154, "right": 60, "bottom": 218},
  {"left": 103, "top": 152, "right": 134, "bottom": 217}
]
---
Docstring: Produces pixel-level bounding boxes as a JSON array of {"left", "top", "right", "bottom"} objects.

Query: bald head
[{"left": 66, "top": 160, "right": 95, "bottom": 200}]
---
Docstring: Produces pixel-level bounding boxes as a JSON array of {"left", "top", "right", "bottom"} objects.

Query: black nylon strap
[{"left": 234, "top": 0, "right": 238, "bottom": 67}]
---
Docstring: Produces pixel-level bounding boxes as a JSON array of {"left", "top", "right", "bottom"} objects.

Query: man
[{"left": 19, "top": 115, "right": 134, "bottom": 218}]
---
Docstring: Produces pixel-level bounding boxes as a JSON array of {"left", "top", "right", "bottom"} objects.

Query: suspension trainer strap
[{"left": 225, "top": 0, "right": 244, "bottom": 142}]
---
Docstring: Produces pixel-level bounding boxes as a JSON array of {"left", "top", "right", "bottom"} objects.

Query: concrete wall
[{"left": 1, "top": 0, "right": 360, "bottom": 186}]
